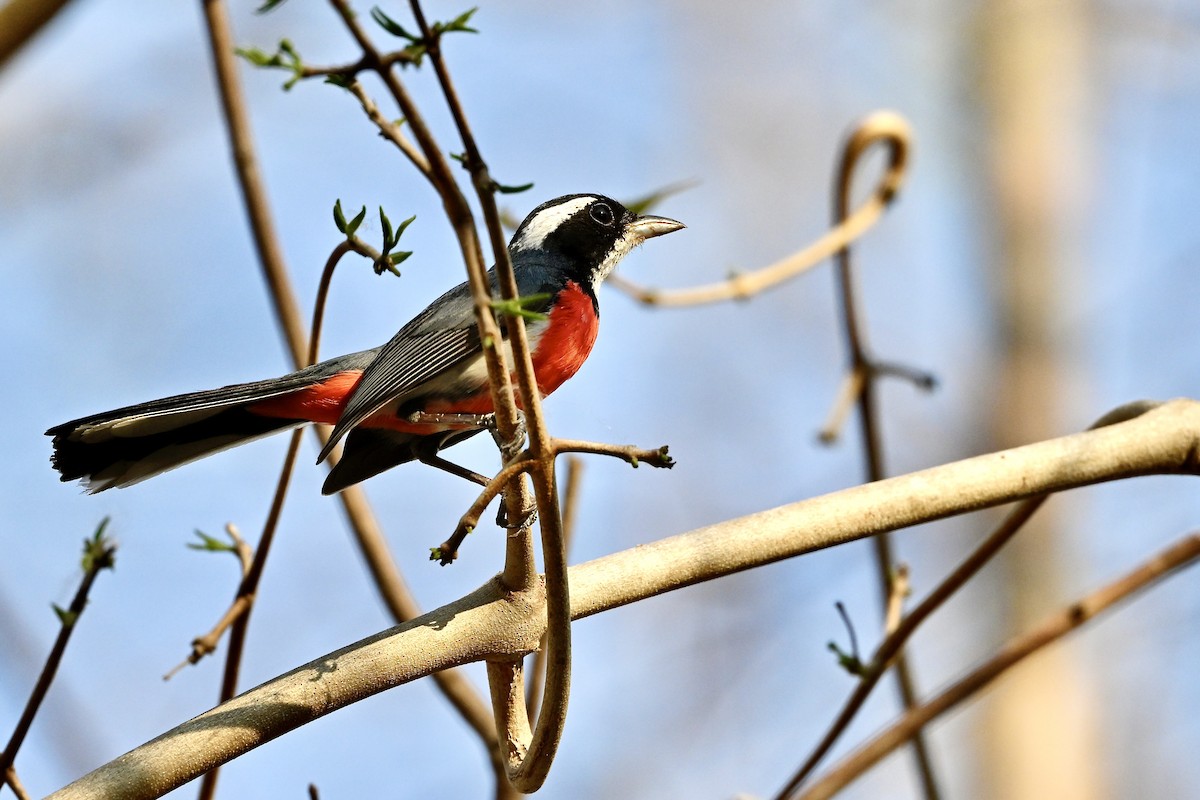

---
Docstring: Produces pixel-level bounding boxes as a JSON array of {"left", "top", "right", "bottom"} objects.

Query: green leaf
[
  {"left": 256, "top": 0, "right": 290, "bottom": 12},
  {"left": 235, "top": 47, "right": 277, "bottom": 68},
  {"left": 379, "top": 207, "right": 394, "bottom": 246},
  {"left": 52, "top": 604, "right": 78, "bottom": 627},
  {"left": 388, "top": 250, "right": 412, "bottom": 266},
  {"left": 449, "top": 152, "right": 466, "bottom": 164},
  {"left": 491, "top": 292, "right": 551, "bottom": 321},
  {"left": 493, "top": 180, "right": 534, "bottom": 195},
  {"left": 827, "top": 641, "right": 866, "bottom": 676},
  {"left": 346, "top": 205, "right": 367, "bottom": 237},
  {"left": 324, "top": 73, "right": 355, "bottom": 90},
  {"left": 333, "top": 199, "right": 348, "bottom": 233},
  {"left": 434, "top": 7, "right": 478, "bottom": 35},
  {"left": 81, "top": 517, "right": 115, "bottom": 572},
  {"left": 187, "top": 530, "right": 236, "bottom": 553},
  {"left": 236, "top": 40, "right": 307, "bottom": 90},
  {"left": 393, "top": 214, "right": 416, "bottom": 239},
  {"left": 371, "top": 7, "right": 419, "bottom": 41},
  {"left": 401, "top": 43, "right": 427, "bottom": 66}
]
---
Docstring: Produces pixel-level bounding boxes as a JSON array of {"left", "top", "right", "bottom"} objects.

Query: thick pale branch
[{"left": 47, "top": 399, "right": 1200, "bottom": 800}]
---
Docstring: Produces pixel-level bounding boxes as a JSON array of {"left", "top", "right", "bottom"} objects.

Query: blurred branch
[
  {"left": 796, "top": 531, "right": 1200, "bottom": 800},
  {"left": 4, "top": 766, "right": 31, "bottom": 800},
  {"left": 819, "top": 111, "right": 941, "bottom": 800},
  {"left": 1, "top": 521, "right": 115, "bottom": 788},
  {"left": 0, "top": 0, "right": 77, "bottom": 69},
  {"left": 607, "top": 112, "right": 910, "bottom": 307},
  {"left": 46, "top": 398, "right": 1200, "bottom": 800},
  {"left": 201, "top": 0, "right": 306, "bottom": 367}
]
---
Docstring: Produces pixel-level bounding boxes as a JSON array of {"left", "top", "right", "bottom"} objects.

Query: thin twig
[
  {"left": 438, "top": 440, "right": 671, "bottom": 564},
  {"left": 324, "top": 1, "right": 534, "bottom": 791},
  {"left": 0, "top": 522, "right": 115, "bottom": 787},
  {"left": 797, "top": 531, "right": 1200, "bottom": 800},
  {"left": 196, "top": 431, "right": 303, "bottom": 800},
  {"left": 883, "top": 563, "right": 909, "bottom": 637},
  {"left": 345, "top": 80, "right": 432, "bottom": 181}
]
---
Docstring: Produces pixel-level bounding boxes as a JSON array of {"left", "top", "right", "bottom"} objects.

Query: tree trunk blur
[{"left": 974, "top": 1, "right": 1105, "bottom": 799}]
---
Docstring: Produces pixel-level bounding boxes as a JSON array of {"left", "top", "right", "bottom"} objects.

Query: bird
[{"left": 47, "top": 193, "right": 684, "bottom": 495}]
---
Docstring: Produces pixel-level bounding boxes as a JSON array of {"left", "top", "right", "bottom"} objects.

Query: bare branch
[
  {"left": 1, "top": 522, "right": 115, "bottom": 786},
  {"left": 0, "top": 0, "right": 75, "bottom": 70},
  {"left": 796, "top": 531, "right": 1200, "bottom": 800}
]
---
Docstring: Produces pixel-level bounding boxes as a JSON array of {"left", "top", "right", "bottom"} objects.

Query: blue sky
[{"left": 2, "top": 2, "right": 1199, "bottom": 798}]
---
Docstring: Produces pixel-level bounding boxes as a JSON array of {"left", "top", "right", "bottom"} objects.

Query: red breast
[{"left": 248, "top": 280, "right": 599, "bottom": 434}]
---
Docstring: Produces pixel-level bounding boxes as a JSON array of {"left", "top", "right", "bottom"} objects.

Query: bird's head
[{"left": 510, "top": 194, "right": 684, "bottom": 290}]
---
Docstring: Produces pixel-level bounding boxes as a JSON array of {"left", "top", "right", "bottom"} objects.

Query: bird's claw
[{"left": 485, "top": 410, "right": 527, "bottom": 463}]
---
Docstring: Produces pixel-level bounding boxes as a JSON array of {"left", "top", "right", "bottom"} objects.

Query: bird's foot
[{"left": 485, "top": 410, "right": 527, "bottom": 463}]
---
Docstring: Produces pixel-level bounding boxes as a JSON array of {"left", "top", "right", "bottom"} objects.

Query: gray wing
[{"left": 316, "top": 279, "right": 483, "bottom": 462}]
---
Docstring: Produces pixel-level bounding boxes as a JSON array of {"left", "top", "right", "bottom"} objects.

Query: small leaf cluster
[
  {"left": 236, "top": 40, "right": 306, "bottom": 90},
  {"left": 370, "top": 6, "right": 478, "bottom": 67},
  {"left": 334, "top": 200, "right": 416, "bottom": 276},
  {"left": 81, "top": 517, "right": 117, "bottom": 574},
  {"left": 188, "top": 529, "right": 239, "bottom": 554},
  {"left": 376, "top": 207, "right": 416, "bottom": 275},
  {"left": 52, "top": 518, "right": 117, "bottom": 625}
]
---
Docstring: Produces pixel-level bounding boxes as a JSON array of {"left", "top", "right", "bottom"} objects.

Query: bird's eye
[{"left": 589, "top": 203, "right": 614, "bottom": 226}]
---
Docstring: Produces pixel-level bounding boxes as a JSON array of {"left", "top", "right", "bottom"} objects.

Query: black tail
[
  {"left": 49, "top": 409, "right": 302, "bottom": 492},
  {"left": 45, "top": 359, "right": 367, "bottom": 492}
]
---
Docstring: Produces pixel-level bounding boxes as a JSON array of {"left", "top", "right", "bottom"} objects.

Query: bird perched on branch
[{"left": 48, "top": 194, "right": 683, "bottom": 495}]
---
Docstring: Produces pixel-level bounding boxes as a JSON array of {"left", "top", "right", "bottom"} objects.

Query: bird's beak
[{"left": 627, "top": 214, "right": 686, "bottom": 243}]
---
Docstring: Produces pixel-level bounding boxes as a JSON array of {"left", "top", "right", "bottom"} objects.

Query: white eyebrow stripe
[{"left": 511, "top": 196, "right": 596, "bottom": 252}]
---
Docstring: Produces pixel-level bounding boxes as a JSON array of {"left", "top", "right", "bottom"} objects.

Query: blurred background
[{"left": 2, "top": 1, "right": 1199, "bottom": 798}]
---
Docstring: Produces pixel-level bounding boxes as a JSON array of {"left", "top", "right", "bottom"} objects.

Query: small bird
[{"left": 48, "top": 194, "right": 683, "bottom": 495}]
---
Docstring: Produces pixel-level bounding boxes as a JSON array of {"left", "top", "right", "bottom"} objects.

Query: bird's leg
[
  {"left": 405, "top": 410, "right": 495, "bottom": 430},
  {"left": 411, "top": 434, "right": 534, "bottom": 530},
  {"left": 484, "top": 410, "right": 535, "bottom": 529},
  {"left": 414, "top": 449, "right": 490, "bottom": 486},
  {"left": 405, "top": 410, "right": 528, "bottom": 464}
]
